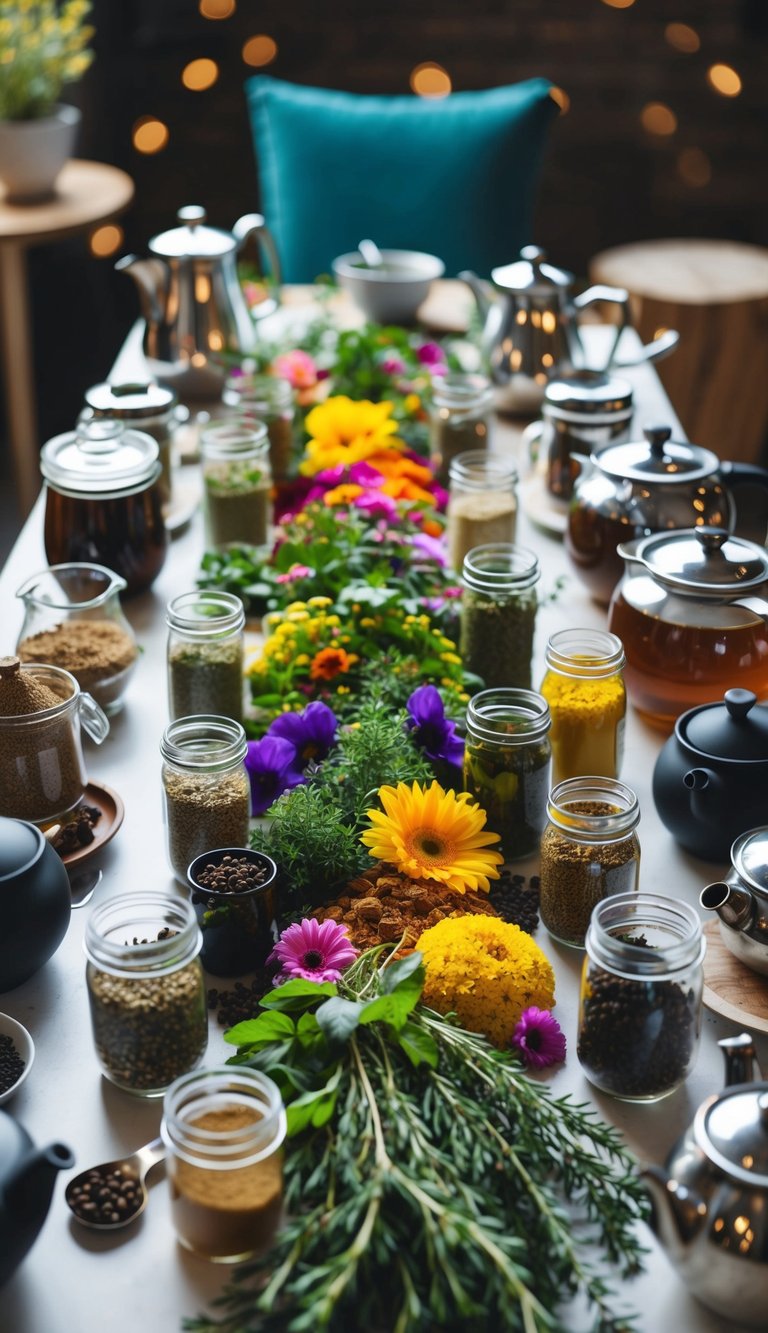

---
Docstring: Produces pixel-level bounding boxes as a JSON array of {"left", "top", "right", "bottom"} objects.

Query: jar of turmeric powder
[{"left": 540, "top": 629, "right": 626, "bottom": 787}]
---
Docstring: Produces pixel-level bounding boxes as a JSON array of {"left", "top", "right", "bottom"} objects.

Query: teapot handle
[
  {"left": 78, "top": 692, "right": 110, "bottom": 746},
  {"left": 572, "top": 283, "right": 630, "bottom": 369},
  {"left": 232, "top": 214, "right": 282, "bottom": 287}
]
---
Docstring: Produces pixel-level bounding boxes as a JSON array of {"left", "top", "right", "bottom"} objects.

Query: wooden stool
[{"left": 589, "top": 239, "right": 768, "bottom": 464}]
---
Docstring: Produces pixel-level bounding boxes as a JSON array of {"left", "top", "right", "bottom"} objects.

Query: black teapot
[
  {"left": 0, "top": 1109, "right": 73, "bottom": 1285},
  {"left": 652, "top": 688, "right": 768, "bottom": 861},
  {"left": 0, "top": 817, "right": 71, "bottom": 992}
]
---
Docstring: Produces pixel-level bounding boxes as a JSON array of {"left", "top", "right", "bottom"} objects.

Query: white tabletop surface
[{"left": 0, "top": 308, "right": 762, "bottom": 1332}]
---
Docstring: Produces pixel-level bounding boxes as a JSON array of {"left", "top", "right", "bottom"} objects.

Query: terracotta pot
[{"left": 0, "top": 104, "right": 80, "bottom": 203}]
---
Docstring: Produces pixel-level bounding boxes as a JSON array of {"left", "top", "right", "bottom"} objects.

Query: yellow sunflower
[{"left": 361, "top": 780, "right": 503, "bottom": 895}]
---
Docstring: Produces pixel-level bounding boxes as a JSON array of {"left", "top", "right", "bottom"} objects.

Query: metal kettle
[
  {"left": 461, "top": 245, "right": 679, "bottom": 414},
  {"left": 116, "top": 205, "right": 282, "bottom": 399}
]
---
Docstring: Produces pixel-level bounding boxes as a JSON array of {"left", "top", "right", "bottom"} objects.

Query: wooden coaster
[{"left": 702, "top": 919, "right": 768, "bottom": 1034}]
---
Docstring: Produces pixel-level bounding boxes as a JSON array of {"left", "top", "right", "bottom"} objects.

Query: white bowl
[
  {"left": 0, "top": 1013, "right": 35, "bottom": 1105},
  {"left": 333, "top": 248, "right": 445, "bottom": 324}
]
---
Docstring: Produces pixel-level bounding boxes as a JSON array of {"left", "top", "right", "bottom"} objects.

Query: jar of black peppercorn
[
  {"left": 84, "top": 892, "right": 208, "bottom": 1097},
  {"left": 463, "top": 688, "right": 551, "bottom": 861},
  {"left": 578, "top": 892, "right": 705, "bottom": 1102},
  {"left": 460, "top": 544, "right": 540, "bottom": 691}
]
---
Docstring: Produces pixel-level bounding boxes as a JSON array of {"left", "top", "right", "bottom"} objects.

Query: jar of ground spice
[
  {"left": 430, "top": 373, "right": 494, "bottom": 486},
  {"left": 161, "top": 716, "right": 250, "bottom": 884},
  {"left": 167, "top": 591, "right": 245, "bottom": 723},
  {"left": 162, "top": 1066, "right": 286, "bottom": 1263},
  {"left": 223, "top": 372, "right": 296, "bottom": 482},
  {"left": 201, "top": 420, "right": 272, "bottom": 549},
  {"left": 447, "top": 451, "right": 518, "bottom": 573},
  {"left": 84, "top": 892, "right": 208, "bottom": 1097},
  {"left": 578, "top": 892, "right": 704, "bottom": 1101},
  {"left": 539, "top": 777, "right": 640, "bottom": 948},
  {"left": 460, "top": 544, "right": 540, "bottom": 690},
  {"left": 463, "top": 688, "right": 551, "bottom": 861},
  {"left": 540, "top": 628, "right": 626, "bottom": 787}
]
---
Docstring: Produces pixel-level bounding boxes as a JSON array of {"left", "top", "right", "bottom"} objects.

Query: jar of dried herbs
[
  {"left": 447, "top": 451, "right": 518, "bottom": 573},
  {"left": 161, "top": 716, "right": 250, "bottom": 884},
  {"left": 540, "top": 628, "right": 626, "bottom": 787},
  {"left": 578, "top": 892, "right": 704, "bottom": 1101},
  {"left": 539, "top": 777, "right": 640, "bottom": 948},
  {"left": 460, "top": 544, "right": 540, "bottom": 691},
  {"left": 223, "top": 373, "right": 296, "bottom": 482},
  {"left": 430, "top": 373, "right": 494, "bottom": 486},
  {"left": 84, "top": 892, "right": 208, "bottom": 1097},
  {"left": 201, "top": 420, "right": 272, "bottom": 549},
  {"left": 167, "top": 590, "right": 245, "bottom": 723},
  {"left": 464, "top": 688, "right": 551, "bottom": 861}
]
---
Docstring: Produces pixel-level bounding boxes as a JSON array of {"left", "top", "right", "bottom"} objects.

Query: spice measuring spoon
[{"left": 65, "top": 1137, "right": 165, "bottom": 1230}]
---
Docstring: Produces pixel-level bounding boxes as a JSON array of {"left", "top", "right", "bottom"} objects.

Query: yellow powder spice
[{"left": 540, "top": 668, "right": 625, "bottom": 785}]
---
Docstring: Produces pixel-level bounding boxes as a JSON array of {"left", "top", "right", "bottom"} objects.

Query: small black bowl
[{"left": 187, "top": 847, "right": 279, "bottom": 978}]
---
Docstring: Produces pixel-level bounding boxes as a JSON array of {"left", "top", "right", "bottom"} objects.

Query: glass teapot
[{"left": 608, "top": 527, "right": 768, "bottom": 731}]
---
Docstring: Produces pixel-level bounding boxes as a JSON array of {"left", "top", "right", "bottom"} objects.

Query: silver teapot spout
[
  {"left": 114, "top": 254, "right": 168, "bottom": 328},
  {"left": 639, "top": 1166, "right": 706, "bottom": 1264},
  {"left": 459, "top": 269, "right": 495, "bottom": 324},
  {"left": 718, "top": 1032, "right": 763, "bottom": 1085},
  {"left": 700, "top": 880, "right": 755, "bottom": 933}
]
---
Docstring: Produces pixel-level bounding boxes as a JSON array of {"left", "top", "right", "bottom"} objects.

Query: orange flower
[
  {"left": 422, "top": 518, "right": 443, "bottom": 538},
  {"left": 322, "top": 483, "right": 365, "bottom": 507},
  {"left": 309, "top": 646, "right": 359, "bottom": 680},
  {"left": 380, "top": 475, "right": 436, "bottom": 506}
]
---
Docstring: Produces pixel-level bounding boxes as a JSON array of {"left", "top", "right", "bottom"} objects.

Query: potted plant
[{"left": 0, "top": 0, "right": 94, "bottom": 203}]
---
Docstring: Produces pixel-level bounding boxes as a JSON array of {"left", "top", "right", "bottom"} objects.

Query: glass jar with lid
[
  {"left": 40, "top": 419, "right": 168, "bottom": 596},
  {"left": 167, "top": 590, "right": 245, "bottom": 723},
  {"left": 539, "top": 776, "right": 640, "bottom": 948},
  {"left": 577, "top": 892, "right": 704, "bottom": 1100},
  {"left": 460, "top": 544, "right": 539, "bottom": 691},
  {"left": 81, "top": 380, "right": 179, "bottom": 507},
  {"left": 447, "top": 450, "right": 518, "bottom": 573},
  {"left": 162, "top": 1066, "right": 286, "bottom": 1262},
  {"left": 463, "top": 687, "right": 551, "bottom": 861},
  {"left": 540, "top": 628, "right": 626, "bottom": 786},
  {"left": 430, "top": 373, "right": 494, "bottom": 486},
  {"left": 536, "top": 370, "right": 633, "bottom": 502},
  {"left": 161, "top": 715, "right": 250, "bottom": 883},
  {"left": 223, "top": 372, "right": 296, "bottom": 481},
  {"left": 201, "top": 419, "right": 272, "bottom": 549},
  {"left": 84, "top": 892, "right": 208, "bottom": 1097}
]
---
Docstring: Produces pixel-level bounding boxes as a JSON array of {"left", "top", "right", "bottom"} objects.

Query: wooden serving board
[{"left": 702, "top": 919, "right": 768, "bottom": 1034}]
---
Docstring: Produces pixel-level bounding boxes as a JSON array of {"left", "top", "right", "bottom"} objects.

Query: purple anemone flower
[
  {"left": 511, "top": 1008, "right": 567, "bottom": 1070},
  {"left": 269, "top": 701, "right": 338, "bottom": 769},
  {"left": 244, "top": 735, "right": 304, "bottom": 816},
  {"left": 405, "top": 684, "right": 464, "bottom": 768}
]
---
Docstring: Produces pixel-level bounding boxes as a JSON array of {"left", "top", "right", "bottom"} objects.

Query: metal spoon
[
  {"left": 358, "top": 238, "right": 384, "bottom": 269},
  {"left": 65, "top": 1137, "right": 165, "bottom": 1231},
  {"left": 68, "top": 867, "right": 103, "bottom": 909}
]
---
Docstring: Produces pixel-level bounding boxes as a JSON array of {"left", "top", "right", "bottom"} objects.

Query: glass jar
[
  {"left": 161, "top": 716, "right": 250, "bottom": 884},
  {"left": 578, "top": 892, "right": 704, "bottom": 1101},
  {"left": 84, "top": 892, "right": 208, "bottom": 1097},
  {"left": 460, "top": 544, "right": 539, "bottom": 690},
  {"left": 463, "top": 688, "right": 551, "bottom": 861},
  {"left": 40, "top": 419, "right": 168, "bottom": 597},
  {"left": 81, "top": 380, "right": 179, "bottom": 508},
  {"left": 539, "top": 776, "right": 640, "bottom": 948},
  {"left": 167, "top": 591, "right": 245, "bottom": 723},
  {"left": 447, "top": 451, "right": 518, "bottom": 572},
  {"left": 540, "top": 371, "right": 633, "bottom": 501},
  {"left": 430, "top": 373, "right": 494, "bottom": 486},
  {"left": 223, "top": 372, "right": 296, "bottom": 481},
  {"left": 162, "top": 1066, "right": 286, "bottom": 1263},
  {"left": 540, "top": 628, "right": 626, "bottom": 787},
  {"left": 201, "top": 420, "right": 272, "bottom": 549}
]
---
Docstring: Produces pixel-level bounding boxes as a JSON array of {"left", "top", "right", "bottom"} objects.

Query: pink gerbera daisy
[
  {"left": 268, "top": 918, "right": 358, "bottom": 983},
  {"left": 511, "top": 1007, "right": 567, "bottom": 1070}
]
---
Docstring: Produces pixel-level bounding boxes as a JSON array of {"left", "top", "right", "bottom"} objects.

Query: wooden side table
[
  {"left": 0, "top": 159, "right": 134, "bottom": 516},
  {"left": 590, "top": 239, "right": 768, "bottom": 463}
]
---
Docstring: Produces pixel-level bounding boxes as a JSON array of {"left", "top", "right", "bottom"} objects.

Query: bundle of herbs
[{"left": 187, "top": 951, "right": 648, "bottom": 1333}]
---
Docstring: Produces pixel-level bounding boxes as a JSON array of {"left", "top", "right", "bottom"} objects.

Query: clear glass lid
[{"left": 40, "top": 420, "right": 160, "bottom": 493}]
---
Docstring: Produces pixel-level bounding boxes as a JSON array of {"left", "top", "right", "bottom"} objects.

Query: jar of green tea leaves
[
  {"left": 201, "top": 420, "right": 271, "bottom": 549},
  {"left": 161, "top": 716, "right": 251, "bottom": 884},
  {"left": 430, "top": 373, "right": 494, "bottom": 486},
  {"left": 447, "top": 451, "right": 518, "bottom": 573},
  {"left": 463, "top": 688, "right": 551, "bottom": 861},
  {"left": 460, "top": 544, "right": 540, "bottom": 690},
  {"left": 223, "top": 373, "right": 296, "bottom": 482},
  {"left": 167, "top": 591, "right": 245, "bottom": 724}
]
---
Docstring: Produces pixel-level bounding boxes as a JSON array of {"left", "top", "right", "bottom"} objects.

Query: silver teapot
[
  {"left": 642, "top": 1033, "right": 768, "bottom": 1327},
  {"left": 701, "top": 827, "right": 768, "bottom": 975},
  {"left": 117, "top": 206, "right": 281, "bottom": 399},
  {"left": 461, "top": 245, "right": 679, "bottom": 414}
]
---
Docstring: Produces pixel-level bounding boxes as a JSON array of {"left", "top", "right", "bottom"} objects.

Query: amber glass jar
[{"left": 41, "top": 420, "right": 168, "bottom": 597}]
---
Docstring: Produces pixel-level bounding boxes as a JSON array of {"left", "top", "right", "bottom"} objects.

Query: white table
[{"left": 0, "top": 302, "right": 757, "bottom": 1332}]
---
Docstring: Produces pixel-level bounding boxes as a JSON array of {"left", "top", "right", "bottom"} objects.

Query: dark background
[{"left": 12, "top": 0, "right": 768, "bottom": 461}]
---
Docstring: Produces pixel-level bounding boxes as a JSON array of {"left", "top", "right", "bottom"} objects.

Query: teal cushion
[{"left": 246, "top": 75, "right": 557, "bottom": 283}]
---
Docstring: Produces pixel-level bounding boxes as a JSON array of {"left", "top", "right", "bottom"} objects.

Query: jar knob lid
[
  {"left": 520, "top": 244, "right": 546, "bottom": 269},
  {"left": 724, "top": 688, "right": 757, "bottom": 721},
  {"left": 0, "top": 655, "right": 20, "bottom": 678},
  {"left": 643, "top": 424, "right": 672, "bottom": 458}
]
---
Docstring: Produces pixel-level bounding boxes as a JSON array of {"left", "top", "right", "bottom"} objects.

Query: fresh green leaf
[
  {"left": 397, "top": 1021, "right": 439, "bottom": 1068},
  {"left": 314, "top": 996, "right": 363, "bottom": 1044},
  {"left": 223, "top": 1010, "right": 296, "bottom": 1046},
  {"left": 358, "top": 984, "right": 420, "bottom": 1032},
  {"left": 260, "top": 979, "right": 338, "bottom": 1012}
]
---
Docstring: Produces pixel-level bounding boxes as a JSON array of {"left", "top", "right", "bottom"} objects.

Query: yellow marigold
[
  {"left": 361, "top": 781, "right": 502, "bottom": 895},
  {"left": 323, "top": 483, "right": 365, "bottom": 507},
  {"left": 417, "top": 915, "right": 556, "bottom": 1048},
  {"left": 299, "top": 396, "right": 405, "bottom": 477},
  {"left": 309, "top": 646, "right": 358, "bottom": 680},
  {"left": 307, "top": 596, "right": 333, "bottom": 609}
]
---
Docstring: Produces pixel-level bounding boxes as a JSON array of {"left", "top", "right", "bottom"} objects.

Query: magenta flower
[
  {"left": 406, "top": 684, "right": 464, "bottom": 768},
  {"left": 381, "top": 356, "right": 406, "bottom": 375},
  {"left": 353, "top": 490, "right": 399, "bottom": 521},
  {"left": 269, "top": 702, "right": 338, "bottom": 769},
  {"left": 244, "top": 735, "right": 304, "bottom": 816},
  {"left": 416, "top": 341, "right": 446, "bottom": 366},
  {"left": 411, "top": 531, "right": 448, "bottom": 567},
  {"left": 268, "top": 918, "right": 358, "bottom": 982},
  {"left": 511, "top": 1008, "right": 566, "bottom": 1070},
  {"left": 272, "top": 349, "right": 319, "bottom": 389},
  {"left": 275, "top": 563, "right": 313, "bottom": 584}
]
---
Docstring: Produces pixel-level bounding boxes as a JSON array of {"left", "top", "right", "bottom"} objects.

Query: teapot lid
[
  {"left": 0, "top": 817, "right": 43, "bottom": 880},
  {"left": 40, "top": 420, "right": 160, "bottom": 494},
  {"left": 149, "top": 205, "right": 236, "bottom": 259},
  {"left": 595, "top": 425, "right": 719, "bottom": 483},
  {"left": 84, "top": 381, "right": 177, "bottom": 417},
  {"left": 682, "top": 690, "right": 768, "bottom": 762},
  {"left": 545, "top": 370, "right": 633, "bottom": 416},
  {"left": 696, "top": 1086, "right": 768, "bottom": 1187},
  {"left": 491, "top": 245, "right": 573, "bottom": 295},
  {"left": 731, "top": 826, "right": 768, "bottom": 894},
  {"left": 633, "top": 527, "right": 768, "bottom": 595}
]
